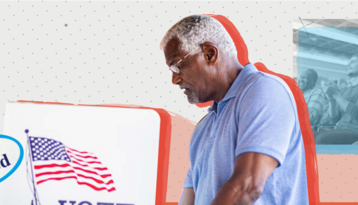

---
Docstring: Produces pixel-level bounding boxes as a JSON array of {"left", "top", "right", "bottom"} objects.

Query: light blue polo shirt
[{"left": 183, "top": 64, "right": 309, "bottom": 204}]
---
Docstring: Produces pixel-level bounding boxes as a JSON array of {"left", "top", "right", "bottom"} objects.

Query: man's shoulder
[
  {"left": 311, "top": 87, "right": 325, "bottom": 94},
  {"left": 234, "top": 71, "right": 299, "bottom": 121},
  {"left": 238, "top": 70, "right": 293, "bottom": 99},
  {"left": 304, "top": 87, "right": 325, "bottom": 99}
]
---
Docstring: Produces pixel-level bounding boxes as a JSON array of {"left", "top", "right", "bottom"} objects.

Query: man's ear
[{"left": 201, "top": 42, "right": 218, "bottom": 65}]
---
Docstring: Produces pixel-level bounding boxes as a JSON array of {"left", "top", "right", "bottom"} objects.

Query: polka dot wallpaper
[
  {"left": 1, "top": 1, "right": 358, "bottom": 203},
  {"left": 2, "top": 1, "right": 356, "bottom": 132}
]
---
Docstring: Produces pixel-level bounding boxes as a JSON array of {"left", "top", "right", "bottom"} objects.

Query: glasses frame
[
  {"left": 169, "top": 52, "right": 192, "bottom": 74},
  {"left": 169, "top": 44, "right": 204, "bottom": 74}
]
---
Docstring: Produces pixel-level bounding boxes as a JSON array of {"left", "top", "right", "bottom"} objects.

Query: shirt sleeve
[
  {"left": 235, "top": 75, "right": 296, "bottom": 167},
  {"left": 183, "top": 167, "right": 193, "bottom": 188},
  {"left": 306, "top": 89, "right": 326, "bottom": 125}
]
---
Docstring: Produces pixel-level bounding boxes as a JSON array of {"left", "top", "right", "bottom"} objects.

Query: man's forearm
[
  {"left": 210, "top": 178, "right": 262, "bottom": 205},
  {"left": 211, "top": 153, "right": 277, "bottom": 205},
  {"left": 334, "top": 95, "right": 349, "bottom": 112}
]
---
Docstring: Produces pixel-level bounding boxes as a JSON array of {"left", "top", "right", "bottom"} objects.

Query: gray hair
[{"left": 160, "top": 15, "right": 237, "bottom": 57}]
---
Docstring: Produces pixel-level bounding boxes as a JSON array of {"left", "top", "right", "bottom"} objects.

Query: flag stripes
[{"left": 29, "top": 136, "right": 116, "bottom": 192}]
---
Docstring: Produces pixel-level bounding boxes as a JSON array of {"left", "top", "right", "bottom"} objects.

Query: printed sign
[
  {"left": 0, "top": 135, "right": 24, "bottom": 183},
  {"left": 0, "top": 102, "right": 171, "bottom": 205}
]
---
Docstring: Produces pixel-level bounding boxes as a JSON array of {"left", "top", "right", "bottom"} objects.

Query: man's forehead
[
  {"left": 301, "top": 71, "right": 310, "bottom": 76},
  {"left": 164, "top": 38, "right": 182, "bottom": 64}
]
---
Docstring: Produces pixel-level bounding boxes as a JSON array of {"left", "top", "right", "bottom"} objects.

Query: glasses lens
[{"left": 170, "top": 65, "right": 180, "bottom": 74}]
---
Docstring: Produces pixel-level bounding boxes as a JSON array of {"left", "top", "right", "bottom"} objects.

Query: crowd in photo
[{"left": 298, "top": 54, "right": 358, "bottom": 144}]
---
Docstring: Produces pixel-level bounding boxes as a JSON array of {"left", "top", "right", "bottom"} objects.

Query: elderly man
[
  {"left": 298, "top": 69, "right": 326, "bottom": 127},
  {"left": 160, "top": 15, "right": 308, "bottom": 204},
  {"left": 316, "top": 54, "right": 358, "bottom": 144}
]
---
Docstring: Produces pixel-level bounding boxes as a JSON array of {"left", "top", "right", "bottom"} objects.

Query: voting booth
[{"left": 0, "top": 101, "right": 171, "bottom": 205}]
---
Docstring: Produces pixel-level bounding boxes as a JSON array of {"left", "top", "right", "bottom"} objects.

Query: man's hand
[
  {"left": 322, "top": 82, "right": 339, "bottom": 99},
  {"left": 321, "top": 82, "right": 349, "bottom": 112},
  {"left": 210, "top": 152, "right": 278, "bottom": 205}
]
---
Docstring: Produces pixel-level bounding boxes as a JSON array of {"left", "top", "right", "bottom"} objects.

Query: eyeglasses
[{"left": 169, "top": 52, "right": 191, "bottom": 74}]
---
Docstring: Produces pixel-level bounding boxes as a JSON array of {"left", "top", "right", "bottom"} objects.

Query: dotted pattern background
[
  {"left": 1, "top": 1, "right": 358, "bottom": 202},
  {"left": 318, "top": 155, "right": 358, "bottom": 202},
  {"left": 166, "top": 113, "right": 195, "bottom": 201},
  {"left": 0, "top": 1, "right": 335, "bottom": 132}
]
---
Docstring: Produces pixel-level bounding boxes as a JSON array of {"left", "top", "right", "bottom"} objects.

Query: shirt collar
[{"left": 208, "top": 63, "right": 258, "bottom": 112}]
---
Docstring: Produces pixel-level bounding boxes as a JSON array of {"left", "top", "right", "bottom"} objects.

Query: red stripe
[
  {"left": 77, "top": 174, "right": 114, "bottom": 185},
  {"left": 72, "top": 166, "right": 112, "bottom": 178},
  {"left": 72, "top": 160, "right": 108, "bottom": 171},
  {"left": 72, "top": 160, "right": 89, "bottom": 167},
  {"left": 69, "top": 155, "right": 101, "bottom": 164},
  {"left": 93, "top": 167, "right": 108, "bottom": 171},
  {"left": 73, "top": 166, "right": 100, "bottom": 175},
  {"left": 67, "top": 150, "right": 98, "bottom": 159},
  {"left": 34, "top": 163, "right": 111, "bottom": 179},
  {"left": 36, "top": 176, "right": 115, "bottom": 192},
  {"left": 66, "top": 147, "right": 92, "bottom": 155},
  {"left": 36, "top": 170, "right": 114, "bottom": 185},
  {"left": 36, "top": 170, "right": 74, "bottom": 177},
  {"left": 34, "top": 163, "right": 70, "bottom": 169}
]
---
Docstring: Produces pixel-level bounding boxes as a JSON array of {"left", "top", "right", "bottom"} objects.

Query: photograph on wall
[{"left": 293, "top": 19, "right": 358, "bottom": 145}]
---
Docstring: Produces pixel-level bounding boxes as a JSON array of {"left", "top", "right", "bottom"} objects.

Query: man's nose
[{"left": 172, "top": 72, "right": 182, "bottom": 85}]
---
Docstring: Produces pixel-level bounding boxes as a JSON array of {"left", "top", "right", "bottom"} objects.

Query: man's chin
[
  {"left": 187, "top": 98, "right": 200, "bottom": 105},
  {"left": 298, "top": 84, "right": 305, "bottom": 90},
  {"left": 186, "top": 95, "right": 200, "bottom": 104}
]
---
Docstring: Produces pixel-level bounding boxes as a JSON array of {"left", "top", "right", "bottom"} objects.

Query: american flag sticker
[{"left": 29, "top": 136, "right": 116, "bottom": 192}]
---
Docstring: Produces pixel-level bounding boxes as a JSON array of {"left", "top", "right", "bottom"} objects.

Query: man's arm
[
  {"left": 323, "top": 86, "right": 342, "bottom": 120},
  {"left": 327, "top": 98, "right": 339, "bottom": 118},
  {"left": 178, "top": 188, "right": 195, "bottom": 205},
  {"left": 210, "top": 152, "right": 278, "bottom": 205},
  {"left": 306, "top": 89, "right": 326, "bottom": 125}
]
